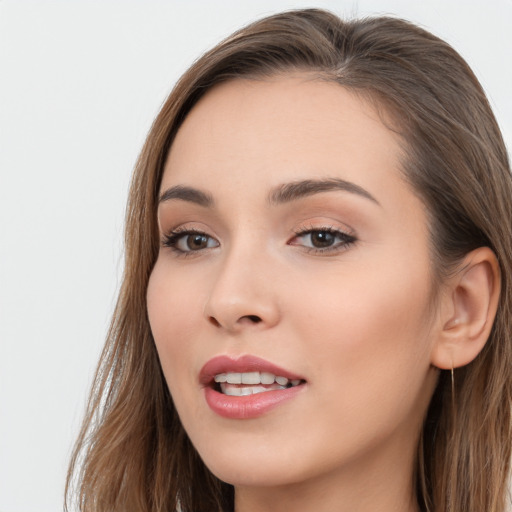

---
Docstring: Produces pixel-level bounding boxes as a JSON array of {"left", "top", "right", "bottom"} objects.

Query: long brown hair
[{"left": 66, "top": 9, "right": 512, "bottom": 512}]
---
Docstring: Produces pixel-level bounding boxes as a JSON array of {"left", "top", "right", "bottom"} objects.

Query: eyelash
[
  {"left": 290, "top": 226, "right": 357, "bottom": 254},
  {"left": 162, "top": 228, "right": 218, "bottom": 257},
  {"left": 161, "top": 226, "right": 357, "bottom": 256}
]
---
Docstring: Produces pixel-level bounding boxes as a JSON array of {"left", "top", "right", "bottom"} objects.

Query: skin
[{"left": 147, "top": 75, "right": 443, "bottom": 512}]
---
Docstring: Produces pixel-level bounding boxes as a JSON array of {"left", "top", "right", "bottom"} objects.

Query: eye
[
  {"left": 290, "top": 227, "right": 356, "bottom": 253},
  {"left": 163, "top": 229, "right": 219, "bottom": 254}
]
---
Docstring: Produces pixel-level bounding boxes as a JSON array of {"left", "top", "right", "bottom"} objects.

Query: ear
[{"left": 431, "top": 247, "right": 501, "bottom": 370}]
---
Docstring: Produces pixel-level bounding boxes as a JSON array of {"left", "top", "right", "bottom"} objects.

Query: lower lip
[{"left": 204, "top": 385, "right": 305, "bottom": 419}]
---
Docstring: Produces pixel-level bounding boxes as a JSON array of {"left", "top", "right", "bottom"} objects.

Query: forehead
[{"left": 162, "top": 75, "right": 410, "bottom": 212}]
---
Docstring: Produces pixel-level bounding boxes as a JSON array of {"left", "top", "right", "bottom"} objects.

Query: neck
[{"left": 234, "top": 431, "right": 421, "bottom": 512}]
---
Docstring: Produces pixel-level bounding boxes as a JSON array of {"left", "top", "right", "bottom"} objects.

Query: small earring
[{"left": 450, "top": 365, "right": 456, "bottom": 417}]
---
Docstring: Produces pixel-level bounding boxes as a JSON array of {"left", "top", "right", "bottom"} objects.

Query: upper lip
[{"left": 199, "top": 355, "right": 305, "bottom": 386}]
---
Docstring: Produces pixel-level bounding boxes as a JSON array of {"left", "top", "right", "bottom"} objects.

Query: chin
[
  {"left": 189, "top": 432, "right": 309, "bottom": 488},
  {"left": 204, "top": 457, "right": 304, "bottom": 488}
]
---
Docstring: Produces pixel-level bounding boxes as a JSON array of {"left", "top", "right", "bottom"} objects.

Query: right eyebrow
[{"left": 158, "top": 185, "right": 213, "bottom": 207}]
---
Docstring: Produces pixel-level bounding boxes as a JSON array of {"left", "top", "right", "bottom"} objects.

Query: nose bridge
[{"left": 204, "top": 233, "right": 280, "bottom": 331}]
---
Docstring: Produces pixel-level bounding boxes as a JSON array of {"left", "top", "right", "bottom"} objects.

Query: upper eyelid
[
  {"left": 163, "top": 226, "right": 218, "bottom": 242},
  {"left": 161, "top": 222, "right": 216, "bottom": 237},
  {"left": 160, "top": 222, "right": 356, "bottom": 237},
  {"left": 291, "top": 226, "right": 356, "bottom": 241},
  {"left": 295, "top": 225, "right": 348, "bottom": 233},
  {"left": 160, "top": 216, "right": 358, "bottom": 239},
  {"left": 293, "top": 223, "right": 355, "bottom": 237}
]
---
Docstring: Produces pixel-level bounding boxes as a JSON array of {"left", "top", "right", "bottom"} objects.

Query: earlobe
[{"left": 431, "top": 247, "right": 501, "bottom": 370}]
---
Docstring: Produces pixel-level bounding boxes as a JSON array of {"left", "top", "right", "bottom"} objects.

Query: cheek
[
  {"left": 300, "top": 253, "right": 432, "bottom": 343},
  {"left": 290, "top": 260, "right": 435, "bottom": 410},
  {"left": 280, "top": 272, "right": 436, "bottom": 473},
  {"left": 146, "top": 261, "right": 204, "bottom": 389}
]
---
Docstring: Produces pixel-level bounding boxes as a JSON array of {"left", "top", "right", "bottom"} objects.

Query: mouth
[
  {"left": 200, "top": 355, "right": 307, "bottom": 419},
  {"left": 213, "top": 371, "right": 304, "bottom": 396}
]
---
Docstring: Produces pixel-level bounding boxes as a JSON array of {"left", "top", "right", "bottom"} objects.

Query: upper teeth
[{"left": 214, "top": 371, "right": 300, "bottom": 387}]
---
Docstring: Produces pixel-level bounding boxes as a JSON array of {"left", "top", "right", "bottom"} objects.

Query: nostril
[
  {"left": 208, "top": 317, "right": 221, "bottom": 327},
  {"left": 207, "top": 314, "right": 263, "bottom": 329}
]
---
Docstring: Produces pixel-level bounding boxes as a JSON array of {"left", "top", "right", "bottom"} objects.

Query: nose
[{"left": 203, "top": 249, "right": 281, "bottom": 333}]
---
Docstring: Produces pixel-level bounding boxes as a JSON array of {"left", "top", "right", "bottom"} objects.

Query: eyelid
[
  {"left": 289, "top": 224, "right": 357, "bottom": 254},
  {"left": 161, "top": 226, "right": 219, "bottom": 256},
  {"left": 159, "top": 220, "right": 357, "bottom": 257}
]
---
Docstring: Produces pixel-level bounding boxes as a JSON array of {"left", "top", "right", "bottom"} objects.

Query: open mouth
[
  {"left": 213, "top": 371, "right": 305, "bottom": 396},
  {"left": 201, "top": 356, "right": 306, "bottom": 418}
]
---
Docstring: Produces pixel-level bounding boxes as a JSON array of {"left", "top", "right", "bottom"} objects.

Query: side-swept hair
[{"left": 66, "top": 9, "right": 512, "bottom": 512}]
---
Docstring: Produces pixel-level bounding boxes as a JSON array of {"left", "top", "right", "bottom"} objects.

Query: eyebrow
[
  {"left": 268, "top": 178, "right": 380, "bottom": 206},
  {"left": 158, "top": 178, "right": 380, "bottom": 208},
  {"left": 158, "top": 185, "right": 213, "bottom": 207}
]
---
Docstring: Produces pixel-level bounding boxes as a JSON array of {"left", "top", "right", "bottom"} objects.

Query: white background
[{"left": 0, "top": 1, "right": 510, "bottom": 511}]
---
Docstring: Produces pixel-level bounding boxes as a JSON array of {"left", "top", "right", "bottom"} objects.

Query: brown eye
[
  {"left": 163, "top": 230, "right": 219, "bottom": 253},
  {"left": 290, "top": 228, "right": 356, "bottom": 254},
  {"left": 186, "top": 234, "right": 210, "bottom": 250},
  {"left": 310, "top": 231, "right": 335, "bottom": 248}
]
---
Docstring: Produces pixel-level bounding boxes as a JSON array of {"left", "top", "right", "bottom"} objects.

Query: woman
[{"left": 66, "top": 9, "right": 512, "bottom": 512}]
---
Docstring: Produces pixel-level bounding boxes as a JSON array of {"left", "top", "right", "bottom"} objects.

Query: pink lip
[
  {"left": 199, "top": 354, "right": 304, "bottom": 385},
  {"left": 200, "top": 355, "right": 306, "bottom": 420}
]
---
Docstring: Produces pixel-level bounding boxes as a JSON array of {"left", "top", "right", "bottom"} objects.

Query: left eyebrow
[{"left": 268, "top": 178, "right": 380, "bottom": 206}]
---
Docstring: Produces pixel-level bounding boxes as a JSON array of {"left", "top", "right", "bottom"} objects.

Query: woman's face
[{"left": 147, "top": 76, "right": 440, "bottom": 491}]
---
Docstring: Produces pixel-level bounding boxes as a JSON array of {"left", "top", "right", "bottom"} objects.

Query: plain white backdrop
[{"left": 0, "top": 1, "right": 510, "bottom": 511}]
